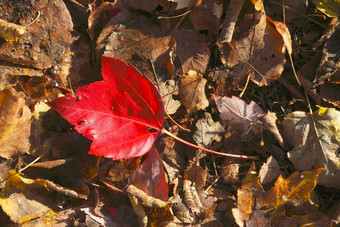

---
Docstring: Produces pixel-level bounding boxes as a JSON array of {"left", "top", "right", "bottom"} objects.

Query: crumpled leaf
[
  {"left": 193, "top": 112, "right": 224, "bottom": 148},
  {"left": 49, "top": 56, "right": 165, "bottom": 160},
  {"left": 312, "top": 0, "right": 340, "bottom": 17},
  {"left": 127, "top": 184, "right": 174, "bottom": 227},
  {"left": 232, "top": 166, "right": 323, "bottom": 226},
  {"left": 0, "top": 88, "right": 32, "bottom": 159},
  {"left": 129, "top": 146, "right": 169, "bottom": 202},
  {"left": 282, "top": 107, "right": 340, "bottom": 188},
  {"left": 178, "top": 70, "right": 209, "bottom": 113},
  {"left": 214, "top": 96, "right": 264, "bottom": 141},
  {"left": 219, "top": 7, "right": 287, "bottom": 86}
]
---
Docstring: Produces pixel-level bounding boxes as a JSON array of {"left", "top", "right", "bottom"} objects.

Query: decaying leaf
[
  {"left": 0, "top": 19, "right": 26, "bottom": 44},
  {"left": 0, "top": 88, "right": 32, "bottom": 159},
  {"left": 0, "top": 170, "right": 58, "bottom": 225},
  {"left": 214, "top": 96, "right": 264, "bottom": 141},
  {"left": 0, "top": 0, "right": 73, "bottom": 70},
  {"left": 282, "top": 107, "right": 340, "bottom": 189},
  {"left": 193, "top": 112, "right": 224, "bottom": 148},
  {"left": 232, "top": 166, "right": 323, "bottom": 226},
  {"left": 178, "top": 70, "right": 209, "bottom": 113},
  {"left": 159, "top": 80, "right": 181, "bottom": 115},
  {"left": 127, "top": 184, "right": 174, "bottom": 227},
  {"left": 101, "top": 157, "right": 141, "bottom": 182}
]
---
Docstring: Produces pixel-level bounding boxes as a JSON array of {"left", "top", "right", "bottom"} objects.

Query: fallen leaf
[
  {"left": 193, "top": 112, "right": 224, "bottom": 148},
  {"left": 258, "top": 156, "right": 281, "bottom": 185},
  {"left": 96, "top": 9, "right": 171, "bottom": 82},
  {"left": 0, "top": 19, "right": 26, "bottom": 44},
  {"left": 267, "top": 17, "right": 293, "bottom": 55},
  {"left": 190, "top": 0, "right": 223, "bottom": 31},
  {"left": 214, "top": 96, "right": 264, "bottom": 141},
  {"left": 314, "top": 30, "right": 340, "bottom": 85},
  {"left": 159, "top": 80, "right": 181, "bottom": 115},
  {"left": 0, "top": 88, "right": 32, "bottom": 159},
  {"left": 49, "top": 57, "right": 165, "bottom": 160},
  {"left": 232, "top": 166, "right": 323, "bottom": 226},
  {"left": 258, "top": 111, "right": 284, "bottom": 147},
  {"left": 0, "top": 170, "right": 58, "bottom": 225},
  {"left": 186, "top": 165, "right": 207, "bottom": 189},
  {"left": 174, "top": 29, "right": 210, "bottom": 74},
  {"left": 178, "top": 70, "right": 209, "bottom": 113},
  {"left": 129, "top": 146, "right": 169, "bottom": 202},
  {"left": 100, "top": 157, "right": 141, "bottom": 182},
  {"left": 127, "top": 184, "right": 174, "bottom": 227},
  {"left": 282, "top": 108, "right": 340, "bottom": 188},
  {"left": 232, "top": 164, "right": 263, "bottom": 227},
  {"left": 219, "top": 8, "right": 287, "bottom": 86},
  {"left": 257, "top": 168, "right": 323, "bottom": 220},
  {"left": 312, "top": 0, "right": 340, "bottom": 17},
  {"left": 0, "top": 0, "right": 73, "bottom": 70},
  {"left": 320, "top": 83, "right": 340, "bottom": 107}
]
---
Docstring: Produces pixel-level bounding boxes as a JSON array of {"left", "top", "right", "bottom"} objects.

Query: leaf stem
[{"left": 162, "top": 128, "right": 259, "bottom": 160}]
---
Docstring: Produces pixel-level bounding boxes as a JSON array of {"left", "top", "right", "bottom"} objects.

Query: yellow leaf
[
  {"left": 312, "top": 0, "right": 340, "bottom": 17},
  {"left": 0, "top": 19, "right": 26, "bottom": 44}
]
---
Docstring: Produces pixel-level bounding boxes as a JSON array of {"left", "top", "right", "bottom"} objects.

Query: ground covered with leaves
[{"left": 0, "top": 0, "right": 339, "bottom": 226}]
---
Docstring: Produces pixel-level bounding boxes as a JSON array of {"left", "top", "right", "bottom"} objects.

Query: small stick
[
  {"left": 219, "top": 0, "right": 245, "bottom": 44},
  {"left": 162, "top": 128, "right": 259, "bottom": 160},
  {"left": 165, "top": 111, "right": 191, "bottom": 132}
]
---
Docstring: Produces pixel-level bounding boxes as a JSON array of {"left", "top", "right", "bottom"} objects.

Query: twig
[{"left": 162, "top": 129, "right": 259, "bottom": 160}]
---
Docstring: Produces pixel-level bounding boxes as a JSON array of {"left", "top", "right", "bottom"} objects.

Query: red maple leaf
[{"left": 49, "top": 56, "right": 164, "bottom": 160}]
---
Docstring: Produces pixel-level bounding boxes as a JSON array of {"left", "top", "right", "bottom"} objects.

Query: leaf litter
[{"left": 0, "top": 0, "right": 339, "bottom": 226}]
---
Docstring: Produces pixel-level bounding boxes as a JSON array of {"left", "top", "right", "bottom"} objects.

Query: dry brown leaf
[
  {"left": 127, "top": 184, "right": 174, "bottom": 227},
  {"left": 258, "top": 156, "right": 281, "bottom": 185},
  {"left": 0, "top": 18, "right": 26, "bottom": 44},
  {"left": 258, "top": 111, "right": 284, "bottom": 147},
  {"left": 186, "top": 165, "right": 207, "bottom": 189},
  {"left": 96, "top": 9, "right": 171, "bottom": 83},
  {"left": 267, "top": 17, "right": 293, "bottom": 54},
  {"left": 87, "top": 1, "right": 122, "bottom": 40},
  {"left": 320, "top": 83, "right": 340, "bottom": 107},
  {"left": 174, "top": 29, "right": 210, "bottom": 74},
  {"left": 0, "top": 88, "right": 32, "bottom": 159},
  {"left": 193, "top": 112, "right": 224, "bottom": 148},
  {"left": 0, "top": 0, "right": 73, "bottom": 70},
  {"left": 190, "top": 0, "right": 223, "bottom": 31},
  {"left": 282, "top": 108, "right": 340, "bottom": 188},
  {"left": 178, "top": 70, "right": 209, "bottom": 113},
  {"left": 159, "top": 80, "right": 181, "bottom": 115},
  {"left": 219, "top": 7, "right": 287, "bottom": 86},
  {"left": 221, "top": 162, "right": 240, "bottom": 184},
  {"left": 232, "top": 164, "right": 263, "bottom": 227},
  {"left": 214, "top": 96, "right": 264, "bottom": 141}
]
